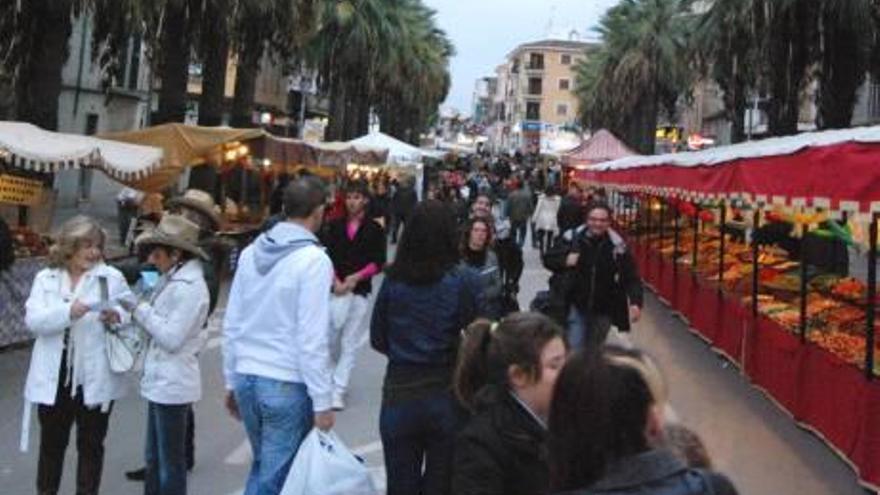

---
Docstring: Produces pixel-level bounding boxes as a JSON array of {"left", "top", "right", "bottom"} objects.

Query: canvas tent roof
[
  {"left": 349, "top": 132, "right": 425, "bottom": 164},
  {"left": 564, "top": 129, "right": 638, "bottom": 166},
  {"left": 260, "top": 135, "right": 389, "bottom": 167},
  {"left": 0, "top": 121, "right": 163, "bottom": 181},
  {"left": 101, "top": 123, "right": 264, "bottom": 192}
]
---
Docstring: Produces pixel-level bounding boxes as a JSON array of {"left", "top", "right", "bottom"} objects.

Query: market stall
[
  {"left": 0, "top": 121, "right": 163, "bottom": 348},
  {"left": 349, "top": 131, "right": 430, "bottom": 198},
  {"left": 583, "top": 125, "right": 880, "bottom": 490},
  {"left": 563, "top": 128, "right": 638, "bottom": 184}
]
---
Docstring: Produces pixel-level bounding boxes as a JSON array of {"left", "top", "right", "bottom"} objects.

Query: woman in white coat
[
  {"left": 125, "top": 214, "right": 210, "bottom": 495},
  {"left": 23, "top": 215, "right": 134, "bottom": 495},
  {"left": 532, "top": 187, "right": 562, "bottom": 255}
]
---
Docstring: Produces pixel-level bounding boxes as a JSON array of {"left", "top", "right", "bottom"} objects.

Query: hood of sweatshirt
[{"left": 253, "top": 222, "right": 320, "bottom": 275}]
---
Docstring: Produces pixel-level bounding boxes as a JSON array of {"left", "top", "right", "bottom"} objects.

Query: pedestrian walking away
[
  {"left": 322, "top": 181, "right": 387, "bottom": 411},
  {"left": 390, "top": 177, "right": 419, "bottom": 244},
  {"left": 222, "top": 177, "right": 336, "bottom": 495},
  {"left": 532, "top": 187, "right": 562, "bottom": 256},
  {"left": 22, "top": 216, "right": 134, "bottom": 495},
  {"left": 507, "top": 180, "right": 534, "bottom": 248},
  {"left": 543, "top": 202, "right": 643, "bottom": 352},
  {"left": 371, "top": 200, "right": 483, "bottom": 495},
  {"left": 452, "top": 312, "right": 567, "bottom": 495},
  {"left": 548, "top": 347, "right": 739, "bottom": 495},
  {"left": 556, "top": 182, "right": 585, "bottom": 235},
  {"left": 125, "top": 214, "right": 211, "bottom": 495}
]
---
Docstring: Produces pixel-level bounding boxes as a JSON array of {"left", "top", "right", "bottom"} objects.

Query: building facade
[{"left": 486, "top": 38, "right": 595, "bottom": 153}]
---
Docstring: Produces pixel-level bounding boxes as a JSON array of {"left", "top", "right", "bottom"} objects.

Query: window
[
  {"left": 127, "top": 36, "right": 142, "bottom": 90},
  {"left": 556, "top": 103, "right": 568, "bottom": 116},
  {"left": 526, "top": 102, "right": 541, "bottom": 120},
  {"left": 85, "top": 114, "right": 99, "bottom": 135},
  {"left": 528, "top": 53, "right": 545, "bottom": 70},
  {"left": 559, "top": 78, "right": 571, "bottom": 91},
  {"left": 528, "top": 78, "right": 543, "bottom": 95},
  {"left": 561, "top": 54, "right": 572, "bottom": 65}
]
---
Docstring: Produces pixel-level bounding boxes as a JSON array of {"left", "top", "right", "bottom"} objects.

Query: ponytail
[
  {"left": 454, "top": 312, "right": 566, "bottom": 412},
  {"left": 454, "top": 319, "right": 494, "bottom": 411}
]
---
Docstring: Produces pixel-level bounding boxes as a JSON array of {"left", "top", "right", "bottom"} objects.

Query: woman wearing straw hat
[{"left": 123, "top": 214, "right": 210, "bottom": 495}]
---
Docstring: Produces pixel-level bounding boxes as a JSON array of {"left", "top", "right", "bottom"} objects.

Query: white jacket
[
  {"left": 223, "top": 222, "right": 334, "bottom": 412},
  {"left": 134, "top": 259, "right": 209, "bottom": 405},
  {"left": 532, "top": 194, "right": 562, "bottom": 234},
  {"left": 21, "top": 263, "right": 133, "bottom": 451}
]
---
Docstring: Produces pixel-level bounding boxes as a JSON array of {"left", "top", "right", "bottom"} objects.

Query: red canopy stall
[
  {"left": 586, "top": 126, "right": 880, "bottom": 491},
  {"left": 563, "top": 129, "right": 638, "bottom": 183}
]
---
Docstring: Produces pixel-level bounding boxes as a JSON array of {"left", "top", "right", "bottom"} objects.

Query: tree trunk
[
  {"left": 816, "top": 15, "right": 863, "bottom": 129},
  {"left": 16, "top": 0, "right": 73, "bottom": 130},
  {"left": 155, "top": 0, "right": 195, "bottom": 124},
  {"left": 198, "top": 0, "right": 230, "bottom": 126},
  {"left": 230, "top": 26, "right": 263, "bottom": 129}
]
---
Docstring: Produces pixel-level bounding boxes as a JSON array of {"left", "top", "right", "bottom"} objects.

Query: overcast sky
[{"left": 422, "top": 0, "right": 621, "bottom": 115}]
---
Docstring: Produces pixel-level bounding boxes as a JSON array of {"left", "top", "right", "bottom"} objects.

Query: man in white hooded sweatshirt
[{"left": 222, "top": 177, "right": 336, "bottom": 495}]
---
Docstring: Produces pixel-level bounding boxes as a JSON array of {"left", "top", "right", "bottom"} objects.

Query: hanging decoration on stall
[{"left": 0, "top": 174, "right": 43, "bottom": 206}]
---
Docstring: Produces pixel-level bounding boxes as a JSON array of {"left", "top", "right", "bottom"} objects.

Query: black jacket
[
  {"left": 321, "top": 216, "right": 387, "bottom": 296},
  {"left": 557, "top": 195, "right": 584, "bottom": 234},
  {"left": 392, "top": 186, "right": 418, "bottom": 218},
  {"left": 555, "top": 449, "right": 738, "bottom": 495},
  {"left": 453, "top": 386, "right": 549, "bottom": 495},
  {"left": 0, "top": 217, "right": 14, "bottom": 273},
  {"left": 544, "top": 227, "right": 642, "bottom": 332}
]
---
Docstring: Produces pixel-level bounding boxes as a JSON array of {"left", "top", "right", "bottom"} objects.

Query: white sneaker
[{"left": 332, "top": 393, "right": 346, "bottom": 411}]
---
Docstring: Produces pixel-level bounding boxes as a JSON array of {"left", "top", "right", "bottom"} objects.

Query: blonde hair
[{"left": 47, "top": 215, "right": 106, "bottom": 268}]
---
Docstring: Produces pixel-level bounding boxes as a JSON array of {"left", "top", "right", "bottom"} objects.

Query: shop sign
[{"left": 0, "top": 174, "right": 43, "bottom": 206}]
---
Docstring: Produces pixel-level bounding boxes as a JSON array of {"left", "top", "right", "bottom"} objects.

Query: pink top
[{"left": 335, "top": 216, "right": 380, "bottom": 282}]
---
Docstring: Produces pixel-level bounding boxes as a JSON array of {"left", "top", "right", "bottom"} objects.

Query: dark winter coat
[
  {"left": 321, "top": 216, "right": 387, "bottom": 296},
  {"left": 554, "top": 448, "right": 738, "bottom": 495},
  {"left": 543, "top": 226, "right": 642, "bottom": 332},
  {"left": 508, "top": 188, "right": 535, "bottom": 223},
  {"left": 0, "top": 216, "right": 14, "bottom": 273},
  {"left": 557, "top": 195, "right": 584, "bottom": 234},
  {"left": 453, "top": 386, "right": 549, "bottom": 495},
  {"left": 391, "top": 185, "right": 418, "bottom": 219}
]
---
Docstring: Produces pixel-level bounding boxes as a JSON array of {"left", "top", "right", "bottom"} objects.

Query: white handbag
[{"left": 99, "top": 275, "right": 149, "bottom": 374}]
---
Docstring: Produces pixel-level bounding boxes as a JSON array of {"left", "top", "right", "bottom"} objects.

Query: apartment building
[{"left": 487, "top": 38, "right": 595, "bottom": 153}]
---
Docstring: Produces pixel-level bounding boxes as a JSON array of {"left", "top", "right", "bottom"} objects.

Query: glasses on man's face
[{"left": 588, "top": 217, "right": 610, "bottom": 223}]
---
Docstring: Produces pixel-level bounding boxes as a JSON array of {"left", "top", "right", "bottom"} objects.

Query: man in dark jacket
[
  {"left": 507, "top": 180, "right": 534, "bottom": 248},
  {"left": 322, "top": 182, "right": 387, "bottom": 410},
  {"left": 556, "top": 182, "right": 585, "bottom": 234},
  {"left": 544, "top": 202, "right": 643, "bottom": 351},
  {"left": 390, "top": 178, "right": 418, "bottom": 244}
]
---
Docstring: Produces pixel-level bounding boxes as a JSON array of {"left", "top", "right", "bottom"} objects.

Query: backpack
[{"left": 579, "top": 469, "right": 718, "bottom": 495}]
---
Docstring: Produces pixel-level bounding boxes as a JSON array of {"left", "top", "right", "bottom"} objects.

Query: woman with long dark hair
[
  {"left": 548, "top": 348, "right": 738, "bottom": 495},
  {"left": 452, "top": 312, "right": 567, "bottom": 494},
  {"left": 371, "top": 200, "right": 482, "bottom": 495},
  {"left": 460, "top": 216, "right": 502, "bottom": 320}
]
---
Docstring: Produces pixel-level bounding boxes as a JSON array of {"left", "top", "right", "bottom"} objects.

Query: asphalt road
[{"left": 0, "top": 239, "right": 872, "bottom": 494}]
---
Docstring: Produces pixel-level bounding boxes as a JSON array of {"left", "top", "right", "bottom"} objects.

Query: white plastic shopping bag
[{"left": 280, "top": 428, "right": 377, "bottom": 495}]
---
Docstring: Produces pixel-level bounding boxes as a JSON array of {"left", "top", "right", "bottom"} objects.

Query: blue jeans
[
  {"left": 234, "top": 374, "right": 313, "bottom": 495},
  {"left": 511, "top": 220, "right": 528, "bottom": 247},
  {"left": 567, "top": 307, "right": 612, "bottom": 352},
  {"left": 145, "top": 402, "right": 189, "bottom": 495},
  {"left": 380, "top": 390, "right": 463, "bottom": 495}
]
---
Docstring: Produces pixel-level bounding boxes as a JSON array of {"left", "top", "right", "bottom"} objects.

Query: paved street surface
[{"left": 0, "top": 237, "right": 871, "bottom": 494}]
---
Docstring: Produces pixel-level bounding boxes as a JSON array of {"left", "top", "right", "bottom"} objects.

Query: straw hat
[
  {"left": 167, "top": 189, "right": 222, "bottom": 231},
  {"left": 136, "top": 214, "right": 209, "bottom": 260}
]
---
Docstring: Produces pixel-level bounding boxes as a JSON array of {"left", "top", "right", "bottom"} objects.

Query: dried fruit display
[{"left": 832, "top": 277, "right": 867, "bottom": 302}]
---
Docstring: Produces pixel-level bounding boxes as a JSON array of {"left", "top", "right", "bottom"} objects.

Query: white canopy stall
[
  {"left": 349, "top": 131, "right": 428, "bottom": 198},
  {"left": 0, "top": 121, "right": 163, "bottom": 182}
]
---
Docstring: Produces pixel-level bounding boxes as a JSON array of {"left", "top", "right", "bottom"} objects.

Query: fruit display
[
  {"left": 831, "top": 278, "right": 867, "bottom": 303},
  {"left": 11, "top": 226, "right": 48, "bottom": 258}
]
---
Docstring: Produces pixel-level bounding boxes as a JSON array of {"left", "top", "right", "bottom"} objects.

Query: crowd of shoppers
[{"left": 19, "top": 154, "right": 738, "bottom": 495}]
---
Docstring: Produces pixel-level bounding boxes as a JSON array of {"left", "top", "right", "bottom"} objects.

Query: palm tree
[
  {"left": 198, "top": 0, "right": 231, "bottom": 126},
  {"left": 574, "top": 0, "right": 695, "bottom": 153},
  {"left": 0, "top": 0, "right": 88, "bottom": 130}
]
